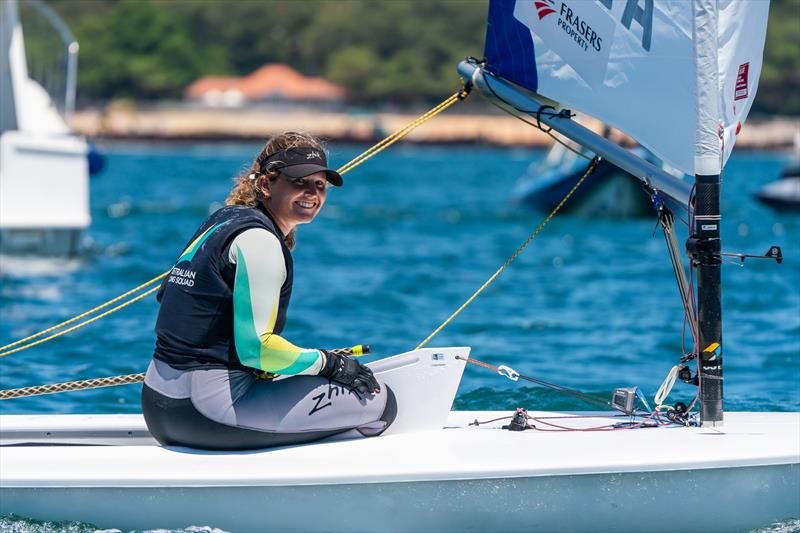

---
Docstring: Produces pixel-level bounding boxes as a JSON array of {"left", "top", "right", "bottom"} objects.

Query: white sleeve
[
  {"left": 228, "top": 228, "right": 286, "bottom": 282},
  {"left": 228, "top": 228, "right": 325, "bottom": 375}
]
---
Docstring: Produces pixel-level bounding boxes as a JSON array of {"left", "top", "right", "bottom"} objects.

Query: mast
[
  {"left": 692, "top": 0, "right": 723, "bottom": 427},
  {"left": 1, "top": 0, "right": 19, "bottom": 133},
  {"left": 467, "top": 0, "right": 770, "bottom": 427}
]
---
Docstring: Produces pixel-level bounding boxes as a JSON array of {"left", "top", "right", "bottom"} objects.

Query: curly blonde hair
[{"left": 226, "top": 132, "right": 326, "bottom": 250}]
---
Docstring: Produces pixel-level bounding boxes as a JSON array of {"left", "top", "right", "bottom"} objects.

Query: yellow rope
[
  {"left": 0, "top": 89, "right": 471, "bottom": 397},
  {"left": 0, "top": 345, "right": 367, "bottom": 400},
  {"left": 416, "top": 156, "right": 600, "bottom": 350},
  {"left": 337, "top": 90, "right": 466, "bottom": 175},
  {"left": 0, "top": 86, "right": 594, "bottom": 400},
  {"left": 0, "top": 90, "right": 469, "bottom": 361},
  {"left": 0, "top": 272, "right": 168, "bottom": 355},
  {"left": 0, "top": 285, "right": 161, "bottom": 358}
]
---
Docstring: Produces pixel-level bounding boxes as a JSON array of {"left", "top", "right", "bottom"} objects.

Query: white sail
[
  {"left": 715, "top": 0, "right": 769, "bottom": 174},
  {"left": 484, "top": 0, "right": 770, "bottom": 175}
]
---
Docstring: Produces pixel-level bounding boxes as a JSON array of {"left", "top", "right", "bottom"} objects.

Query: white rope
[{"left": 654, "top": 365, "right": 682, "bottom": 409}]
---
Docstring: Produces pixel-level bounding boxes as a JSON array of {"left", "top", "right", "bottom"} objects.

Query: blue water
[{"left": 0, "top": 144, "right": 798, "bottom": 531}]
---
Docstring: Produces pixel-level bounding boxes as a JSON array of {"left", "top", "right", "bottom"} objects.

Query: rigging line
[
  {"left": 0, "top": 345, "right": 370, "bottom": 400},
  {"left": 337, "top": 91, "right": 462, "bottom": 173},
  {"left": 482, "top": 70, "right": 569, "bottom": 119},
  {"left": 662, "top": 216, "right": 698, "bottom": 345},
  {"left": 0, "top": 272, "right": 168, "bottom": 354},
  {"left": 469, "top": 411, "right": 663, "bottom": 431},
  {"left": 513, "top": 112, "right": 593, "bottom": 161},
  {"left": 0, "top": 285, "right": 161, "bottom": 358},
  {"left": 484, "top": 71, "right": 693, "bottom": 215},
  {"left": 686, "top": 184, "right": 699, "bottom": 353},
  {"left": 0, "top": 372, "right": 146, "bottom": 400},
  {"left": 336, "top": 88, "right": 468, "bottom": 175},
  {"left": 484, "top": 94, "right": 590, "bottom": 161},
  {"left": 457, "top": 355, "right": 612, "bottom": 409},
  {"left": 526, "top": 415, "right": 656, "bottom": 432},
  {"left": 0, "top": 89, "right": 469, "bottom": 360},
  {"left": 480, "top": 72, "right": 590, "bottom": 161},
  {"left": 415, "top": 156, "right": 600, "bottom": 350},
  {"left": 653, "top": 201, "right": 698, "bottom": 351}
]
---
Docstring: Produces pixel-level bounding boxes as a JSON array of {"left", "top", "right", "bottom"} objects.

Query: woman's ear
[{"left": 257, "top": 175, "right": 271, "bottom": 199}]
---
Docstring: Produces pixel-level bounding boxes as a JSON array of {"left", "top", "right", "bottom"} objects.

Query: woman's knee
[{"left": 379, "top": 385, "right": 397, "bottom": 428}]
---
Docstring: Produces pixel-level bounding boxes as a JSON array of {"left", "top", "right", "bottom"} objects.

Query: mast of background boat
[
  {"left": 692, "top": 0, "right": 723, "bottom": 427},
  {"left": 1, "top": 0, "right": 18, "bottom": 133}
]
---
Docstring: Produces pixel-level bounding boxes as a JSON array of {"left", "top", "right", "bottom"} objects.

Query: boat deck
[
  {"left": 1, "top": 411, "right": 798, "bottom": 487},
  {"left": 2, "top": 411, "right": 798, "bottom": 532}
]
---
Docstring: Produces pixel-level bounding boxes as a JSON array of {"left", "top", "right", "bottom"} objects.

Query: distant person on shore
[{"left": 141, "top": 131, "right": 396, "bottom": 450}]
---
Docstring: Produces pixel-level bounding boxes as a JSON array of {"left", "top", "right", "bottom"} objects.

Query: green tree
[
  {"left": 42, "top": 0, "right": 799, "bottom": 114},
  {"left": 753, "top": 0, "right": 800, "bottom": 115}
]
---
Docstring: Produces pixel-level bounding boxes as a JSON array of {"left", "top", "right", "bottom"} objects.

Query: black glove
[{"left": 319, "top": 350, "right": 380, "bottom": 395}]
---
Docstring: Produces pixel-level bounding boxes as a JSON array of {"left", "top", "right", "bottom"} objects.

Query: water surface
[{"left": 1, "top": 143, "right": 798, "bottom": 531}]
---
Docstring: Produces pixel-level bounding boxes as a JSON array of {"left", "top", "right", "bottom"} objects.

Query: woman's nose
[{"left": 303, "top": 182, "right": 318, "bottom": 194}]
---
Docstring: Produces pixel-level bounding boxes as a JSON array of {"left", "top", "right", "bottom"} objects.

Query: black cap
[{"left": 265, "top": 147, "right": 343, "bottom": 186}]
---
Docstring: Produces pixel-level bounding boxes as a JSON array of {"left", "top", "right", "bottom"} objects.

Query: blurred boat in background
[
  {"left": 0, "top": 0, "right": 100, "bottom": 258},
  {"left": 755, "top": 161, "right": 800, "bottom": 211},
  {"left": 511, "top": 132, "right": 686, "bottom": 218}
]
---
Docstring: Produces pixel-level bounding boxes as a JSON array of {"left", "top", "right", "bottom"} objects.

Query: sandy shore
[{"left": 73, "top": 104, "right": 799, "bottom": 149}]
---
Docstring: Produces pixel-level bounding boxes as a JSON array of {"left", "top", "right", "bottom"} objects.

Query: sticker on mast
[{"left": 735, "top": 63, "right": 749, "bottom": 101}]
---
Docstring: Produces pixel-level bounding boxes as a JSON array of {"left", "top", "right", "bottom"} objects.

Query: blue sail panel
[{"left": 484, "top": 0, "right": 538, "bottom": 93}]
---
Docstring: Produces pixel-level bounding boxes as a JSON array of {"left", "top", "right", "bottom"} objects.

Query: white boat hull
[
  {"left": 2, "top": 351, "right": 798, "bottom": 530},
  {"left": 3, "top": 462, "right": 796, "bottom": 533},
  {"left": 1, "top": 411, "right": 798, "bottom": 532}
]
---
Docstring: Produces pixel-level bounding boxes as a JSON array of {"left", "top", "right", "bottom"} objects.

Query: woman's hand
[{"left": 319, "top": 350, "right": 381, "bottom": 395}]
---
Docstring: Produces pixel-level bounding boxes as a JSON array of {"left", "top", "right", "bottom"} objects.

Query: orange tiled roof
[{"left": 185, "top": 64, "right": 345, "bottom": 101}]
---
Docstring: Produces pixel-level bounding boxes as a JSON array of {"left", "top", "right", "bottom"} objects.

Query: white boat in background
[
  {"left": 0, "top": 0, "right": 90, "bottom": 257},
  {"left": 755, "top": 162, "right": 800, "bottom": 211},
  {"left": 1, "top": 0, "right": 798, "bottom": 531}
]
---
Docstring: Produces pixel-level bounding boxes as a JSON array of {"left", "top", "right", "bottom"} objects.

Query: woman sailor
[{"left": 141, "top": 132, "right": 396, "bottom": 450}]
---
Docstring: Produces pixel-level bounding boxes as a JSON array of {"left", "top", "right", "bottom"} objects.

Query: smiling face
[{"left": 258, "top": 171, "right": 328, "bottom": 235}]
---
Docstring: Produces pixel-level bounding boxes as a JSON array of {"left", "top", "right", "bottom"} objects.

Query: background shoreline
[{"left": 73, "top": 106, "right": 800, "bottom": 149}]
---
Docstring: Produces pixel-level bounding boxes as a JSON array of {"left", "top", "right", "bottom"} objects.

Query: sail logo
[
  {"left": 556, "top": 2, "right": 603, "bottom": 52},
  {"left": 517, "top": 0, "right": 614, "bottom": 89},
  {"left": 535, "top": 0, "right": 556, "bottom": 20},
  {"left": 734, "top": 63, "right": 749, "bottom": 101}
]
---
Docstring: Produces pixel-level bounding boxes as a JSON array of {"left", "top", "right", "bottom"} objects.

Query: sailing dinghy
[
  {"left": 1, "top": 349, "right": 798, "bottom": 532},
  {"left": 1, "top": 0, "right": 798, "bottom": 531}
]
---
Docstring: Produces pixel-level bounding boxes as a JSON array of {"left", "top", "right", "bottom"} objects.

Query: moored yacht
[{"left": 0, "top": 0, "right": 90, "bottom": 258}]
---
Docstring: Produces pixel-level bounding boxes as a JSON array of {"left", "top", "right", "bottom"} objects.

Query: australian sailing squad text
[
  {"left": 558, "top": 2, "right": 602, "bottom": 52},
  {"left": 168, "top": 267, "right": 196, "bottom": 287}
]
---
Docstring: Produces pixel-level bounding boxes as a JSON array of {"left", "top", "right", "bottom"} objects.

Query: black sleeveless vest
[{"left": 153, "top": 205, "right": 293, "bottom": 371}]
